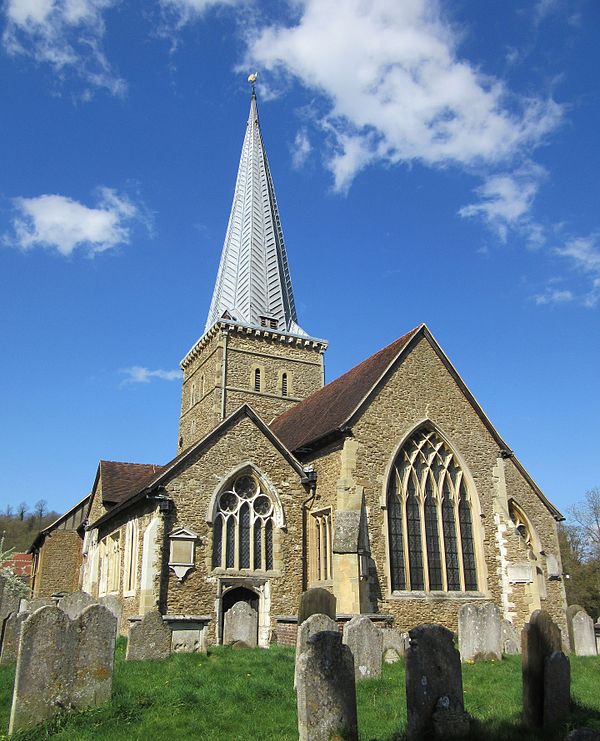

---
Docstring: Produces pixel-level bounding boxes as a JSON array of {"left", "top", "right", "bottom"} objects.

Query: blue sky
[{"left": 0, "top": 0, "right": 598, "bottom": 519}]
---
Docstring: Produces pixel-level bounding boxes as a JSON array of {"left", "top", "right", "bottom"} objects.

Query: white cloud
[
  {"left": 120, "top": 366, "right": 182, "bottom": 384},
  {"left": 159, "top": 0, "right": 242, "bottom": 29},
  {"left": 5, "top": 187, "right": 138, "bottom": 256},
  {"left": 459, "top": 163, "right": 545, "bottom": 242},
  {"left": 533, "top": 287, "right": 573, "bottom": 305},
  {"left": 553, "top": 235, "right": 600, "bottom": 307},
  {"left": 291, "top": 128, "right": 312, "bottom": 169},
  {"left": 246, "top": 0, "right": 562, "bottom": 192},
  {"left": 2, "top": 0, "right": 125, "bottom": 96}
]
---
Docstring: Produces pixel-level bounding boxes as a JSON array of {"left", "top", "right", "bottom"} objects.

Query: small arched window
[
  {"left": 254, "top": 368, "right": 261, "bottom": 392},
  {"left": 281, "top": 372, "right": 288, "bottom": 397},
  {"left": 212, "top": 473, "right": 275, "bottom": 571},
  {"left": 387, "top": 425, "right": 479, "bottom": 592}
]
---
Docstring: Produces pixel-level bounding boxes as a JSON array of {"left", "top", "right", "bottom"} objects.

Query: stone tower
[{"left": 178, "top": 89, "right": 327, "bottom": 451}]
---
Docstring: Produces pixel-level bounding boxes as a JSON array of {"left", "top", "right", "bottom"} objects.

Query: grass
[{"left": 0, "top": 640, "right": 599, "bottom": 740}]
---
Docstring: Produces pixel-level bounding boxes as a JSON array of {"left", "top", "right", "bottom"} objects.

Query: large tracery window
[
  {"left": 387, "top": 426, "right": 480, "bottom": 593},
  {"left": 212, "top": 473, "right": 275, "bottom": 571}
]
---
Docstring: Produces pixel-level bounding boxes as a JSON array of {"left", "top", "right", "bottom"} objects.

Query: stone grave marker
[
  {"left": 502, "top": 619, "right": 520, "bottom": 655},
  {"left": 382, "top": 628, "right": 408, "bottom": 663},
  {"left": 294, "top": 613, "right": 337, "bottom": 687},
  {"left": 27, "top": 597, "right": 56, "bottom": 612},
  {"left": 458, "top": 602, "right": 502, "bottom": 662},
  {"left": 566, "top": 604, "right": 586, "bottom": 651},
  {"left": 9, "top": 604, "right": 117, "bottom": 734},
  {"left": 99, "top": 595, "right": 123, "bottom": 634},
  {"left": 343, "top": 615, "right": 383, "bottom": 681},
  {"left": 223, "top": 601, "right": 258, "bottom": 647},
  {"left": 405, "top": 624, "right": 470, "bottom": 739},
  {"left": 543, "top": 650, "right": 571, "bottom": 728},
  {"left": 522, "top": 609, "right": 569, "bottom": 729},
  {"left": 59, "top": 590, "right": 96, "bottom": 620},
  {"left": 296, "top": 630, "right": 358, "bottom": 741},
  {"left": 571, "top": 610, "right": 597, "bottom": 657},
  {"left": 0, "top": 611, "right": 29, "bottom": 664},
  {"left": 0, "top": 574, "right": 22, "bottom": 626},
  {"left": 297, "top": 587, "right": 336, "bottom": 625},
  {"left": 126, "top": 610, "right": 172, "bottom": 661}
]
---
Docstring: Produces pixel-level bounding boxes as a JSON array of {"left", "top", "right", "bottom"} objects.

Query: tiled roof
[
  {"left": 99, "top": 461, "right": 164, "bottom": 505},
  {"left": 2, "top": 553, "right": 32, "bottom": 578},
  {"left": 270, "top": 327, "right": 421, "bottom": 451}
]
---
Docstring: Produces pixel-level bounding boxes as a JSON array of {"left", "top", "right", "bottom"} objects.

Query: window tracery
[
  {"left": 387, "top": 425, "right": 479, "bottom": 593},
  {"left": 212, "top": 473, "right": 275, "bottom": 571}
]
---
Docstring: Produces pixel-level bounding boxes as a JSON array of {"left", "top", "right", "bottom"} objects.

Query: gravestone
[
  {"left": 223, "top": 601, "right": 258, "bottom": 647},
  {"left": 59, "top": 590, "right": 96, "bottom": 620},
  {"left": 502, "top": 619, "right": 520, "bottom": 655},
  {"left": 382, "top": 628, "right": 408, "bottom": 663},
  {"left": 0, "top": 612, "right": 29, "bottom": 664},
  {"left": 27, "top": 597, "right": 55, "bottom": 612},
  {"left": 99, "top": 595, "right": 123, "bottom": 633},
  {"left": 294, "top": 613, "right": 337, "bottom": 687},
  {"left": 566, "top": 604, "right": 587, "bottom": 651},
  {"left": 9, "top": 604, "right": 117, "bottom": 734},
  {"left": 126, "top": 610, "right": 171, "bottom": 661},
  {"left": 297, "top": 587, "right": 336, "bottom": 625},
  {"left": 0, "top": 574, "right": 22, "bottom": 626},
  {"left": 458, "top": 602, "right": 502, "bottom": 662},
  {"left": 171, "top": 625, "right": 208, "bottom": 654},
  {"left": 571, "top": 610, "right": 596, "bottom": 656},
  {"left": 296, "top": 630, "right": 358, "bottom": 741},
  {"left": 522, "top": 609, "right": 569, "bottom": 729},
  {"left": 406, "top": 624, "right": 470, "bottom": 739},
  {"left": 343, "top": 615, "right": 383, "bottom": 680},
  {"left": 544, "top": 651, "right": 571, "bottom": 728}
]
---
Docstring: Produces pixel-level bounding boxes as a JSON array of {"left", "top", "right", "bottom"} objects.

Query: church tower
[{"left": 178, "top": 87, "right": 327, "bottom": 451}]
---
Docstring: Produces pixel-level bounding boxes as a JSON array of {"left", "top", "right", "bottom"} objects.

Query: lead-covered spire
[{"left": 205, "top": 89, "right": 307, "bottom": 336}]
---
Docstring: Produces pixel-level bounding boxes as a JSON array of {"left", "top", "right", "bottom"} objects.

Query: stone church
[{"left": 30, "top": 89, "right": 567, "bottom": 647}]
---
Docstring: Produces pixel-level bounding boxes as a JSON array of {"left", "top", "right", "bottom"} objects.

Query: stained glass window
[
  {"left": 254, "top": 519, "right": 262, "bottom": 570},
  {"left": 459, "top": 487, "right": 478, "bottom": 591},
  {"left": 265, "top": 520, "right": 273, "bottom": 570},
  {"left": 226, "top": 516, "right": 235, "bottom": 568},
  {"left": 424, "top": 477, "right": 443, "bottom": 590},
  {"left": 387, "top": 476, "right": 405, "bottom": 591},
  {"left": 442, "top": 494, "right": 461, "bottom": 590},
  {"left": 406, "top": 478, "right": 424, "bottom": 590},
  {"left": 213, "top": 515, "right": 223, "bottom": 568},
  {"left": 239, "top": 503, "right": 250, "bottom": 568}
]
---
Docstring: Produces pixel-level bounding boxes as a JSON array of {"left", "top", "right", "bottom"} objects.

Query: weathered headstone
[
  {"left": 0, "top": 574, "right": 22, "bottom": 626},
  {"left": 382, "top": 628, "right": 408, "bottom": 663},
  {"left": 458, "top": 602, "right": 502, "bottom": 662},
  {"left": 522, "top": 609, "right": 568, "bottom": 729},
  {"left": 126, "top": 610, "right": 171, "bottom": 661},
  {"left": 502, "top": 619, "right": 520, "bottom": 655},
  {"left": 543, "top": 651, "right": 571, "bottom": 728},
  {"left": 565, "top": 729, "right": 600, "bottom": 741},
  {"left": 571, "top": 610, "right": 597, "bottom": 657},
  {"left": 171, "top": 625, "right": 208, "bottom": 654},
  {"left": 294, "top": 613, "right": 337, "bottom": 687},
  {"left": 59, "top": 590, "right": 96, "bottom": 620},
  {"left": 342, "top": 615, "right": 383, "bottom": 681},
  {"left": 223, "top": 601, "right": 258, "bottom": 647},
  {"left": 297, "top": 587, "right": 336, "bottom": 625},
  {"left": 566, "top": 604, "right": 587, "bottom": 652},
  {"left": 27, "top": 597, "right": 56, "bottom": 612},
  {"left": 296, "top": 630, "right": 358, "bottom": 741},
  {"left": 0, "top": 611, "right": 29, "bottom": 664},
  {"left": 99, "top": 595, "right": 123, "bottom": 633},
  {"left": 9, "top": 604, "right": 117, "bottom": 734},
  {"left": 406, "top": 624, "right": 470, "bottom": 739}
]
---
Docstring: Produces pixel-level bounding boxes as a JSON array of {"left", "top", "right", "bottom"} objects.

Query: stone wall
[{"left": 32, "top": 531, "right": 83, "bottom": 598}]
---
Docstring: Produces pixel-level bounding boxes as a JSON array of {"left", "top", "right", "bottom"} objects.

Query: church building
[{"left": 32, "top": 88, "right": 568, "bottom": 647}]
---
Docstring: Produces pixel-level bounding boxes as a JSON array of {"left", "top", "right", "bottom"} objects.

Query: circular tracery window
[{"left": 217, "top": 475, "right": 272, "bottom": 519}]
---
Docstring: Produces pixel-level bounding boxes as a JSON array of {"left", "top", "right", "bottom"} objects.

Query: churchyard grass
[{"left": 0, "top": 641, "right": 598, "bottom": 740}]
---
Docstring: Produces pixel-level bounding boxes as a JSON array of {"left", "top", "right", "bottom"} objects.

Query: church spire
[{"left": 205, "top": 85, "right": 307, "bottom": 337}]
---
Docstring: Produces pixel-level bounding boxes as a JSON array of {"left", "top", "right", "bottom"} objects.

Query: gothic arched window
[
  {"left": 212, "top": 473, "right": 275, "bottom": 571},
  {"left": 387, "top": 425, "right": 479, "bottom": 593}
]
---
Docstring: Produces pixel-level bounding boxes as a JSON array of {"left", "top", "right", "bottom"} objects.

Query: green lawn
[{"left": 0, "top": 641, "right": 599, "bottom": 740}]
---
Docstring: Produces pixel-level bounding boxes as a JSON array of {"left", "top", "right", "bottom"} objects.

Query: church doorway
[{"left": 220, "top": 586, "right": 259, "bottom": 644}]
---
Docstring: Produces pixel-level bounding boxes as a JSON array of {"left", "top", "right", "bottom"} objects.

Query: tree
[
  {"left": 569, "top": 486, "right": 600, "bottom": 560},
  {"left": 16, "top": 502, "right": 28, "bottom": 521},
  {"left": 33, "top": 499, "right": 48, "bottom": 521}
]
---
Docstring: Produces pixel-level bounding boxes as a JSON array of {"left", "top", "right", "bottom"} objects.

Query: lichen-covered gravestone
[
  {"left": 99, "top": 595, "right": 123, "bottom": 634},
  {"left": 0, "top": 574, "right": 22, "bottom": 627},
  {"left": 502, "top": 619, "right": 520, "bottom": 655},
  {"left": 342, "top": 615, "right": 383, "bottom": 680},
  {"left": 0, "top": 611, "right": 29, "bottom": 664},
  {"left": 458, "top": 602, "right": 502, "bottom": 662},
  {"left": 297, "top": 587, "right": 336, "bottom": 625},
  {"left": 294, "top": 613, "right": 337, "bottom": 688},
  {"left": 223, "top": 601, "right": 258, "bottom": 647},
  {"left": 571, "top": 610, "right": 597, "bottom": 657},
  {"left": 522, "top": 609, "right": 570, "bottom": 729},
  {"left": 296, "top": 631, "right": 358, "bottom": 741},
  {"left": 381, "top": 628, "right": 408, "bottom": 664},
  {"left": 126, "top": 610, "right": 172, "bottom": 661},
  {"left": 406, "top": 624, "right": 470, "bottom": 739},
  {"left": 9, "top": 604, "right": 117, "bottom": 734},
  {"left": 59, "top": 590, "right": 96, "bottom": 620}
]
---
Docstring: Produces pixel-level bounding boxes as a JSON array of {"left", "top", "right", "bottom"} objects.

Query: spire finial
[{"left": 247, "top": 72, "right": 258, "bottom": 97}]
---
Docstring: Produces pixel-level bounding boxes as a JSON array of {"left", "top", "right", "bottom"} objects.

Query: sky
[{"left": 0, "top": 0, "right": 598, "bottom": 520}]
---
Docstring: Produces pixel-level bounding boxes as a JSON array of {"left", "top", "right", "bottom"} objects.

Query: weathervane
[{"left": 248, "top": 72, "right": 258, "bottom": 95}]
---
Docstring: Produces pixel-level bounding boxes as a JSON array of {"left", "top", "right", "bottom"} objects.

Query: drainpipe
[
  {"left": 301, "top": 468, "right": 318, "bottom": 593},
  {"left": 220, "top": 329, "right": 229, "bottom": 420}
]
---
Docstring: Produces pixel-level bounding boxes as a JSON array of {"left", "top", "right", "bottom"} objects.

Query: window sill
[
  {"left": 211, "top": 568, "right": 282, "bottom": 578},
  {"left": 387, "top": 590, "right": 487, "bottom": 601}
]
